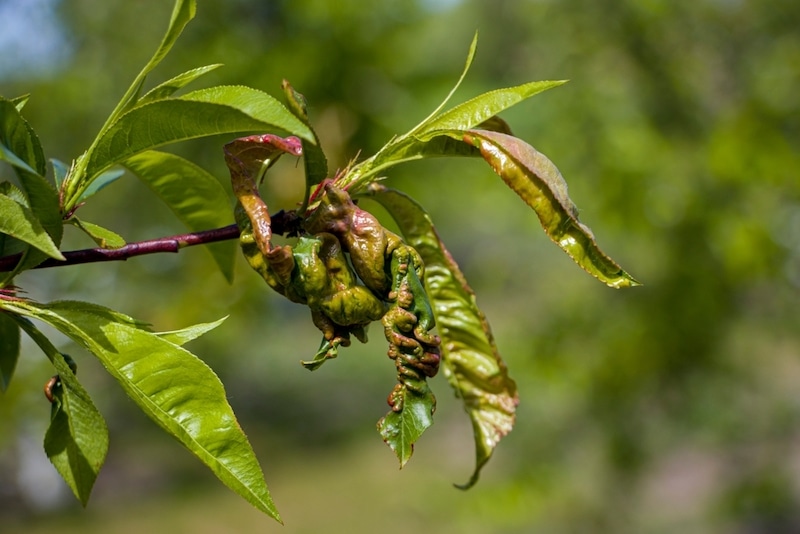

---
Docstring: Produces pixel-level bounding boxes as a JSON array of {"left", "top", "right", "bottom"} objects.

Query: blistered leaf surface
[{"left": 367, "top": 185, "right": 518, "bottom": 488}]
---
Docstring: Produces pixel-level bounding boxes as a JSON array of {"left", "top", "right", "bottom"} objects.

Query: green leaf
[
  {"left": 366, "top": 185, "right": 518, "bottom": 488},
  {"left": 463, "top": 130, "right": 640, "bottom": 288},
  {"left": 415, "top": 80, "right": 567, "bottom": 139},
  {"left": 121, "top": 150, "right": 236, "bottom": 281},
  {"left": 0, "top": 97, "right": 63, "bottom": 275},
  {"left": 0, "top": 193, "right": 65, "bottom": 260},
  {"left": 101, "top": 0, "right": 196, "bottom": 127},
  {"left": 78, "top": 168, "right": 125, "bottom": 202},
  {"left": 406, "top": 32, "right": 478, "bottom": 136},
  {"left": 0, "top": 140, "right": 39, "bottom": 175},
  {"left": 0, "top": 312, "right": 20, "bottom": 392},
  {"left": 157, "top": 316, "right": 227, "bottom": 346},
  {"left": 10, "top": 94, "right": 30, "bottom": 111},
  {"left": 281, "top": 80, "right": 328, "bottom": 212},
  {"left": 67, "top": 218, "right": 126, "bottom": 249},
  {"left": 341, "top": 79, "right": 565, "bottom": 191},
  {"left": 82, "top": 86, "right": 314, "bottom": 185},
  {"left": 13, "top": 317, "right": 108, "bottom": 506},
  {"left": 377, "top": 384, "right": 436, "bottom": 468},
  {"left": 139, "top": 64, "right": 224, "bottom": 105},
  {"left": 51, "top": 159, "right": 69, "bottom": 189},
  {"left": 3, "top": 299, "right": 281, "bottom": 522}
]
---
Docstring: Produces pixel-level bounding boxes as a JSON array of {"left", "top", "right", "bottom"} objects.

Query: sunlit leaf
[
  {"left": 121, "top": 150, "right": 237, "bottom": 281},
  {"left": 3, "top": 299, "right": 281, "bottom": 522},
  {"left": 67, "top": 218, "right": 126, "bottom": 249},
  {"left": 0, "top": 97, "right": 63, "bottom": 276},
  {"left": 13, "top": 317, "right": 108, "bottom": 506},
  {"left": 0, "top": 193, "right": 64, "bottom": 260},
  {"left": 415, "top": 80, "right": 566, "bottom": 139},
  {"left": 157, "top": 316, "right": 227, "bottom": 346},
  {"left": 83, "top": 86, "right": 313, "bottom": 184},
  {"left": 281, "top": 80, "right": 328, "bottom": 211},
  {"left": 463, "top": 130, "right": 640, "bottom": 288},
  {"left": 104, "top": 0, "right": 197, "bottom": 122},
  {"left": 366, "top": 185, "right": 518, "bottom": 488},
  {"left": 0, "top": 312, "right": 20, "bottom": 392},
  {"left": 139, "top": 64, "right": 224, "bottom": 105},
  {"left": 406, "top": 32, "right": 479, "bottom": 136},
  {"left": 10, "top": 94, "right": 30, "bottom": 111},
  {"left": 377, "top": 384, "right": 436, "bottom": 468},
  {"left": 342, "top": 79, "right": 565, "bottom": 191}
]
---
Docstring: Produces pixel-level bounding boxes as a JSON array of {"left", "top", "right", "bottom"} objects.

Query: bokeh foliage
[{"left": 2, "top": 0, "right": 799, "bottom": 532}]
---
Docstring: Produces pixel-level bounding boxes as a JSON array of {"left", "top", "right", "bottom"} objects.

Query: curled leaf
[
  {"left": 366, "top": 185, "right": 518, "bottom": 488},
  {"left": 377, "top": 382, "right": 436, "bottom": 468},
  {"left": 463, "top": 130, "right": 640, "bottom": 288}
]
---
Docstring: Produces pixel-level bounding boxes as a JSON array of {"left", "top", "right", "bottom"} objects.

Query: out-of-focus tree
[{"left": 1, "top": 0, "right": 799, "bottom": 532}]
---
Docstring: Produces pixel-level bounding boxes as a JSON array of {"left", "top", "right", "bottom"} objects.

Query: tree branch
[{"left": 0, "top": 210, "right": 302, "bottom": 272}]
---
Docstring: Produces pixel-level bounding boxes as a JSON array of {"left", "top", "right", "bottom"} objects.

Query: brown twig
[{"left": 0, "top": 210, "right": 302, "bottom": 272}]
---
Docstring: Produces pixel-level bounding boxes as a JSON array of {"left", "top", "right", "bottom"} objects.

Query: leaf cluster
[{"left": 0, "top": 0, "right": 638, "bottom": 523}]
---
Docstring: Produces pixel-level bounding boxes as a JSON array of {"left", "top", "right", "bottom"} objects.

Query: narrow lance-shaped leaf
[
  {"left": 121, "top": 150, "right": 237, "bottom": 281},
  {"left": 366, "top": 184, "right": 518, "bottom": 488},
  {"left": 2, "top": 299, "right": 282, "bottom": 523},
  {"left": 138, "top": 64, "right": 224, "bottom": 105},
  {"left": 12, "top": 316, "right": 109, "bottom": 506},
  {"left": 281, "top": 80, "right": 328, "bottom": 213},
  {"left": 0, "top": 312, "right": 20, "bottom": 391},
  {"left": 156, "top": 316, "right": 227, "bottom": 346},
  {"left": 463, "top": 130, "right": 640, "bottom": 288},
  {"left": 76, "top": 85, "right": 314, "bottom": 205},
  {"left": 99, "top": 0, "right": 196, "bottom": 127}
]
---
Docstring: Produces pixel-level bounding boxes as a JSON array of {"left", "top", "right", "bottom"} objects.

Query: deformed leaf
[
  {"left": 0, "top": 193, "right": 65, "bottom": 260},
  {"left": 367, "top": 185, "right": 518, "bottom": 488},
  {"left": 121, "top": 150, "right": 237, "bottom": 281},
  {"left": 463, "top": 129, "right": 640, "bottom": 288},
  {"left": 13, "top": 317, "right": 108, "bottom": 506},
  {"left": 3, "top": 299, "right": 281, "bottom": 522},
  {"left": 377, "top": 384, "right": 436, "bottom": 468},
  {"left": 0, "top": 312, "right": 20, "bottom": 392}
]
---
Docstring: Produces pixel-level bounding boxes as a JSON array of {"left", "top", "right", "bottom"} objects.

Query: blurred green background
[{"left": 2, "top": 0, "right": 800, "bottom": 532}]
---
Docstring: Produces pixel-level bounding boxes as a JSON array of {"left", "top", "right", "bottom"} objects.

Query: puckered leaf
[
  {"left": 121, "top": 150, "right": 237, "bottom": 281},
  {"left": 377, "top": 384, "right": 436, "bottom": 468},
  {"left": 0, "top": 311, "right": 20, "bottom": 391},
  {"left": 13, "top": 317, "right": 108, "bottom": 506},
  {"left": 3, "top": 299, "right": 281, "bottom": 522},
  {"left": 366, "top": 185, "right": 518, "bottom": 488},
  {"left": 463, "top": 130, "right": 640, "bottom": 288}
]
